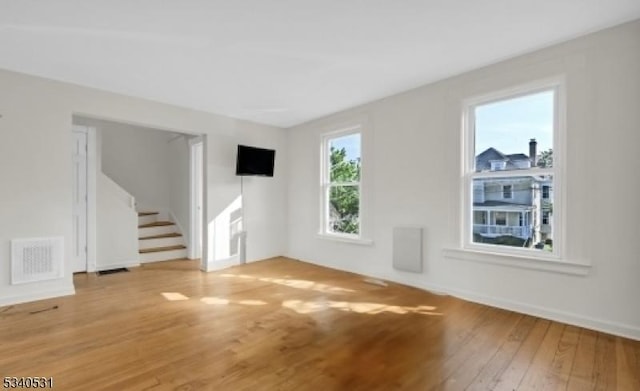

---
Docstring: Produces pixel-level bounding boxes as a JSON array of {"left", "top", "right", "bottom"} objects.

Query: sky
[
  {"left": 331, "top": 133, "right": 361, "bottom": 161},
  {"left": 475, "top": 90, "right": 554, "bottom": 156}
]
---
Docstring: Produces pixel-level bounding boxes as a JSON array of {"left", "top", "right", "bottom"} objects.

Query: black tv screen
[{"left": 236, "top": 145, "right": 275, "bottom": 177}]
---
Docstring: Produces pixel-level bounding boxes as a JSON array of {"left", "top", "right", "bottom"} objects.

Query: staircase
[{"left": 138, "top": 212, "right": 187, "bottom": 263}]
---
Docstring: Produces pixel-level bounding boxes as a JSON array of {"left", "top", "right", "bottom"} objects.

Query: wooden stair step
[
  {"left": 138, "top": 211, "right": 159, "bottom": 217},
  {"left": 139, "top": 245, "right": 186, "bottom": 254},
  {"left": 139, "top": 232, "right": 183, "bottom": 240},
  {"left": 138, "top": 221, "right": 175, "bottom": 228}
]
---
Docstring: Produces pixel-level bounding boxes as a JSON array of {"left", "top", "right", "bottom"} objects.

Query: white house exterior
[{"left": 473, "top": 140, "right": 553, "bottom": 248}]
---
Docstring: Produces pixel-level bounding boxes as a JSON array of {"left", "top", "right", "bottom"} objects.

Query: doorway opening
[{"left": 72, "top": 115, "right": 207, "bottom": 274}]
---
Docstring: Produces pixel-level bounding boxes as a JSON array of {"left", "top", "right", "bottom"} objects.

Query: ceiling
[{"left": 1, "top": 1, "right": 639, "bottom": 128}]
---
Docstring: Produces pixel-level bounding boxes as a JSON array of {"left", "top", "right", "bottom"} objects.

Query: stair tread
[
  {"left": 138, "top": 211, "right": 159, "bottom": 216},
  {"left": 139, "top": 233, "right": 183, "bottom": 240},
  {"left": 139, "top": 221, "right": 175, "bottom": 228},
  {"left": 139, "top": 245, "right": 187, "bottom": 254}
]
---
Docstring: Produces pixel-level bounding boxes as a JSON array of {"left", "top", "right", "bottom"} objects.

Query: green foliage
[
  {"left": 330, "top": 147, "right": 360, "bottom": 182},
  {"left": 537, "top": 148, "right": 553, "bottom": 168},
  {"left": 329, "top": 147, "right": 360, "bottom": 234}
]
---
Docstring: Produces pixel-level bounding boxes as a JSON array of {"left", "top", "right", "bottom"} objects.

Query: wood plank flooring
[{"left": 0, "top": 257, "right": 638, "bottom": 390}]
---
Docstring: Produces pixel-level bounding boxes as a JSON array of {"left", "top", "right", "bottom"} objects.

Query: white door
[
  {"left": 190, "top": 140, "right": 203, "bottom": 259},
  {"left": 72, "top": 129, "right": 88, "bottom": 272}
]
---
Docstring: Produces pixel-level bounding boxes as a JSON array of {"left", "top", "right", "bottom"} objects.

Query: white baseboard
[
  {"left": 207, "top": 255, "right": 239, "bottom": 271},
  {"left": 432, "top": 285, "right": 640, "bottom": 342},
  {"left": 0, "top": 286, "right": 76, "bottom": 307},
  {"left": 292, "top": 256, "right": 640, "bottom": 341},
  {"left": 95, "top": 261, "right": 140, "bottom": 271}
]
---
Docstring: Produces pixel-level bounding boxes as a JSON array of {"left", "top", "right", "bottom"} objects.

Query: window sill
[
  {"left": 316, "top": 233, "right": 374, "bottom": 246},
  {"left": 443, "top": 248, "right": 591, "bottom": 276}
]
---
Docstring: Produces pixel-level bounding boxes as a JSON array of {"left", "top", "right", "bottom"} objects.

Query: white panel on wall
[
  {"left": 392, "top": 226, "right": 423, "bottom": 273},
  {"left": 11, "top": 237, "right": 64, "bottom": 284}
]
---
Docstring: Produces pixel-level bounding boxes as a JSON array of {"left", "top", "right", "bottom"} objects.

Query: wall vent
[
  {"left": 11, "top": 237, "right": 64, "bottom": 284},
  {"left": 392, "top": 226, "right": 423, "bottom": 273}
]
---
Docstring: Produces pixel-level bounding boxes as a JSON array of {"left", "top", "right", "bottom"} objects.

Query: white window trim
[
  {"left": 460, "top": 76, "right": 569, "bottom": 264},
  {"left": 318, "top": 122, "right": 372, "bottom": 244}
]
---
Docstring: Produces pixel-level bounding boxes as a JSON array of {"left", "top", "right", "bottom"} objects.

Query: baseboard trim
[
  {"left": 0, "top": 286, "right": 76, "bottom": 307},
  {"left": 95, "top": 261, "right": 140, "bottom": 271},
  {"left": 435, "top": 284, "right": 640, "bottom": 341},
  {"left": 292, "top": 256, "right": 640, "bottom": 341}
]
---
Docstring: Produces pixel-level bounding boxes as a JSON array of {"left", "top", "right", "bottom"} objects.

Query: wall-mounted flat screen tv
[{"left": 235, "top": 145, "right": 275, "bottom": 177}]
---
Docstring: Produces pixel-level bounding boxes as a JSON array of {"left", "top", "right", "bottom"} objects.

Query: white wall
[
  {"left": 99, "top": 120, "right": 174, "bottom": 211},
  {"left": 286, "top": 20, "right": 640, "bottom": 339},
  {"left": 0, "top": 67, "right": 287, "bottom": 306},
  {"left": 96, "top": 173, "right": 138, "bottom": 270},
  {"left": 205, "top": 122, "right": 288, "bottom": 268}
]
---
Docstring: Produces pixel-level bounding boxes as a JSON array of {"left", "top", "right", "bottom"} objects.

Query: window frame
[
  {"left": 461, "top": 77, "right": 565, "bottom": 260},
  {"left": 319, "top": 125, "right": 363, "bottom": 240}
]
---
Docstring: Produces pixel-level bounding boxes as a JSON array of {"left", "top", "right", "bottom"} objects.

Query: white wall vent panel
[
  {"left": 11, "top": 237, "right": 64, "bottom": 284},
  {"left": 392, "top": 226, "right": 423, "bottom": 273}
]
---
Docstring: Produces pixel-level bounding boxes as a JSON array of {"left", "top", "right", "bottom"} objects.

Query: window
[
  {"left": 463, "top": 79, "right": 562, "bottom": 257},
  {"left": 494, "top": 212, "right": 507, "bottom": 226},
  {"left": 542, "top": 185, "right": 550, "bottom": 199},
  {"left": 321, "top": 129, "right": 361, "bottom": 237},
  {"left": 490, "top": 160, "right": 506, "bottom": 171},
  {"left": 502, "top": 185, "right": 513, "bottom": 199}
]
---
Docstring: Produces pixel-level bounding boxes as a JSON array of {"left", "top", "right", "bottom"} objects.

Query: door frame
[
  {"left": 71, "top": 125, "right": 97, "bottom": 272},
  {"left": 189, "top": 136, "right": 205, "bottom": 266}
]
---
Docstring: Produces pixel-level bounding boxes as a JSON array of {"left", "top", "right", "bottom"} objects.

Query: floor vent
[
  {"left": 97, "top": 268, "right": 129, "bottom": 276},
  {"left": 11, "top": 237, "right": 64, "bottom": 284}
]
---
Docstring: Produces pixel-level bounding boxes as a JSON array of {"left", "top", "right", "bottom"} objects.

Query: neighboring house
[{"left": 473, "top": 140, "right": 553, "bottom": 247}]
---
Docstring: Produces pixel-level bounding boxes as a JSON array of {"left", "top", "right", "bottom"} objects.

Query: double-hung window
[
  {"left": 463, "top": 78, "right": 563, "bottom": 258},
  {"left": 502, "top": 185, "right": 513, "bottom": 199},
  {"left": 321, "top": 128, "right": 362, "bottom": 238}
]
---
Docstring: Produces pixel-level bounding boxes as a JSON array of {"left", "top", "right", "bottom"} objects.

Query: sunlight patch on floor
[
  {"left": 238, "top": 299, "right": 267, "bottom": 306},
  {"left": 161, "top": 293, "right": 267, "bottom": 306},
  {"left": 200, "top": 297, "right": 230, "bottom": 305},
  {"left": 200, "top": 297, "right": 267, "bottom": 306},
  {"left": 219, "top": 273, "right": 355, "bottom": 294},
  {"left": 161, "top": 292, "right": 189, "bottom": 301},
  {"left": 282, "top": 299, "right": 441, "bottom": 316}
]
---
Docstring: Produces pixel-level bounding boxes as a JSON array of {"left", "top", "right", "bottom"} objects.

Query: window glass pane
[
  {"left": 542, "top": 185, "right": 550, "bottom": 199},
  {"left": 474, "top": 91, "right": 554, "bottom": 172},
  {"left": 329, "top": 133, "right": 361, "bottom": 182},
  {"left": 328, "top": 185, "right": 359, "bottom": 235},
  {"left": 502, "top": 185, "right": 513, "bottom": 199},
  {"left": 472, "top": 175, "right": 553, "bottom": 252}
]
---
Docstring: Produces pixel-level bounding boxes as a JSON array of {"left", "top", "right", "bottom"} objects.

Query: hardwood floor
[{"left": 1, "top": 257, "right": 638, "bottom": 390}]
